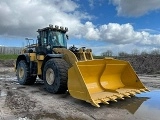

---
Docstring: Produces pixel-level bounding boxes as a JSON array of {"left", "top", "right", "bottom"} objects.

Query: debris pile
[{"left": 118, "top": 55, "right": 160, "bottom": 74}]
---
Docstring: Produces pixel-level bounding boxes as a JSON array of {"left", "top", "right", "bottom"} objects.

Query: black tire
[
  {"left": 43, "top": 58, "right": 69, "bottom": 94},
  {"left": 17, "top": 60, "right": 37, "bottom": 85}
]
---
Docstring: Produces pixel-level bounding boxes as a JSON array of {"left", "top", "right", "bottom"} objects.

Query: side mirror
[
  {"left": 66, "top": 35, "right": 69, "bottom": 40},
  {"left": 37, "top": 35, "right": 40, "bottom": 39}
]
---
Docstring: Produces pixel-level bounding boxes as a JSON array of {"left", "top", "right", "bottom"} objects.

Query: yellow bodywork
[
  {"left": 54, "top": 48, "right": 149, "bottom": 107},
  {"left": 20, "top": 50, "right": 45, "bottom": 75}
]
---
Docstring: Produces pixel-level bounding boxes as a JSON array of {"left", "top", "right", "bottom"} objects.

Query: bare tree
[
  {"left": 141, "top": 51, "right": 148, "bottom": 56},
  {"left": 132, "top": 49, "right": 140, "bottom": 56},
  {"left": 150, "top": 49, "right": 160, "bottom": 55},
  {"left": 101, "top": 50, "right": 113, "bottom": 57},
  {"left": 118, "top": 52, "right": 129, "bottom": 57}
]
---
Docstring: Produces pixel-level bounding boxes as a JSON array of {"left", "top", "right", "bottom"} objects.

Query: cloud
[
  {"left": 76, "top": 22, "right": 160, "bottom": 47},
  {"left": 99, "top": 23, "right": 142, "bottom": 44},
  {"left": 0, "top": 0, "right": 89, "bottom": 37},
  {"left": 140, "top": 31, "right": 160, "bottom": 45},
  {"left": 88, "top": 0, "right": 94, "bottom": 8},
  {"left": 138, "top": 29, "right": 160, "bottom": 34},
  {"left": 110, "top": 0, "right": 160, "bottom": 17}
]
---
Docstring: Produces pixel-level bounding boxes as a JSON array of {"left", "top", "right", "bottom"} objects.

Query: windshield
[{"left": 48, "top": 31, "right": 67, "bottom": 48}]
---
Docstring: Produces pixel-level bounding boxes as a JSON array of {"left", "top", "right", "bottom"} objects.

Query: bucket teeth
[
  {"left": 115, "top": 95, "right": 124, "bottom": 100},
  {"left": 121, "top": 93, "right": 131, "bottom": 98},
  {"left": 112, "top": 99, "right": 117, "bottom": 102},
  {"left": 101, "top": 99, "right": 109, "bottom": 104},
  {"left": 135, "top": 90, "right": 141, "bottom": 94},
  {"left": 109, "top": 97, "right": 117, "bottom": 102},
  {"left": 91, "top": 101, "right": 100, "bottom": 107},
  {"left": 141, "top": 88, "right": 149, "bottom": 92},
  {"left": 140, "top": 89, "right": 146, "bottom": 92},
  {"left": 145, "top": 88, "right": 150, "bottom": 91},
  {"left": 90, "top": 88, "right": 150, "bottom": 107},
  {"left": 120, "top": 97, "right": 124, "bottom": 100},
  {"left": 129, "top": 92, "right": 136, "bottom": 96},
  {"left": 126, "top": 95, "right": 131, "bottom": 98}
]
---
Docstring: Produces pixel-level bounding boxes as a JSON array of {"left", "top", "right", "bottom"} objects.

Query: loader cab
[{"left": 36, "top": 25, "right": 68, "bottom": 55}]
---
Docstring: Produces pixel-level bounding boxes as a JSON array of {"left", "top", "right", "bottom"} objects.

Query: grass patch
[
  {"left": 93, "top": 56, "right": 104, "bottom": 59},
  {"left": 0, "top": 54, "right": 112, "bottom": 60},
  {"left": 0, "top": 54, "right": 18, "bottom": 60}
]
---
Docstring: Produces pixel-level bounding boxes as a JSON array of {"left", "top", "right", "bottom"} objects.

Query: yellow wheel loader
[{"left": 15, "top": 25, "right": 149, "bottom": 107}]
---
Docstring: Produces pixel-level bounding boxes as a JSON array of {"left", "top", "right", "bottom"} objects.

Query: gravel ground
[{"left": 0, "top": 67, "right": 160, "bottom": 120}]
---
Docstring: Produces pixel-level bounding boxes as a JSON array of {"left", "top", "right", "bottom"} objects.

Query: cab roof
[{"left": 37, "top": 25, "right": 68, "bottom": 33}]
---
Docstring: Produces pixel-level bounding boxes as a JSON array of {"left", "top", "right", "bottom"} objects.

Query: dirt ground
[{"left": 0, "top": 67, "right": 160, "bottom": 120}]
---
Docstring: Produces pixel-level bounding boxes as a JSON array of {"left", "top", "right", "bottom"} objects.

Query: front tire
[
  {"left": 43, "top": 58, "right": 69, "bottom": 94},
  {"left": 17, "top": 60, "right": 37, "bottom": 85}
]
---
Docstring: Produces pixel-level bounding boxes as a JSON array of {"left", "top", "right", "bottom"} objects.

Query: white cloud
[
  {"left": 99, "top": 23, "right": 142, "bottom": 44},
  {"left": 82, "top": 22, "right": 100, "bottom": 40},
  {"left": 75, "top": 22, "right": 160, "bottom": 47},
  {"left": 140, "top": 31, "right": 160, "bottom": 45},
  {"left": 139, "top": 29, "right": 160, "bottom": 34},
  {"left": 0, "top": 0, "right": 88, "bottom": 37},
  {"left": 111, "top": 0, "right": 160, "bottom": 17}
]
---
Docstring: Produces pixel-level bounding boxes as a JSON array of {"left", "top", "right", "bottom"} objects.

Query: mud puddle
[
  {"left": 133, "top": 90, "right": 160, "bottom": 120},
  {"left": 107, "top": 90, "right": 160, "bottom": 120}
]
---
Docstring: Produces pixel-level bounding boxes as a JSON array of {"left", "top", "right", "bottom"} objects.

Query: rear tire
[
  {"left": 43, "top": 58, "right": 69, "bottom": 94},
  {"left": 17, "top": 60, "right": 37, "bottom": 85}
]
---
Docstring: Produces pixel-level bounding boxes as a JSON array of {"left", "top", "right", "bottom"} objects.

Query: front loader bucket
[{"left": 68, "top": 58, "right": 149, "bottom": 107}]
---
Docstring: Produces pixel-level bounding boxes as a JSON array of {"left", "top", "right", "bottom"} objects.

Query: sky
[{"left": 0, "top": 0, "right": 160, "bottom": 55}]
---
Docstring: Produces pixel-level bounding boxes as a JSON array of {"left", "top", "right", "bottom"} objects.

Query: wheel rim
[
  {"left": 46, "top": 68, "right": 55, "bottom": 85},
  {"left": 19, "top": 67, "right": 24, "bottom": 79}
]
